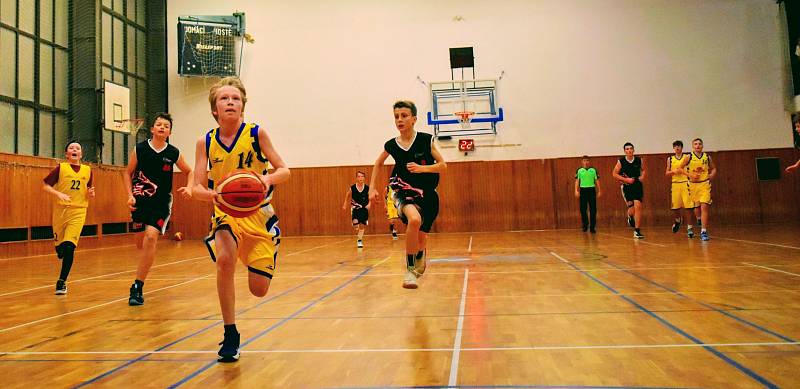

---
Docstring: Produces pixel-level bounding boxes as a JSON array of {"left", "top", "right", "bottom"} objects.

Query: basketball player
[
  {"left": 612, "top": 142, "right": 646, "bottom": 239},
  {"left": 42, "top": 141, "right": 95, "bottom": 294},
  {"left": 192, "top": 77, "right": 290, "bottom": 362},
  {"left": 123, "top": 112, "right": 194, "bottom": 306},
  {"left": 368, "top": 100, "right": 446, "bottom": 289},
  {"left": 342, "top": 171, "right": 370, "bottom": 248},
  {"left": 680, "top": 138, "right": 716, "bottom": 241},
  {"left": 665, "top": 140, "right": 696, "bottom": 238},
  {"left": 385, "top": 185, "right": 400, "bottom": 240},
  {"left": 574, "top": 155, "right": 602, "bottom": 233}
]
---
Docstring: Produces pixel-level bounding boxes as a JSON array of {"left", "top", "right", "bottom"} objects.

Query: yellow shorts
[
  {"left": 670, "top": 181, "right": 693, "bottom": 210},
  {"left": 689, "top": 180, "right": 712, "bottom": 205},
  {"left": 52, "top": 205, "right": 87, "bottom": 246},
  {"left": 386, "top": 197, "right": 399, "bottom": 220},
  {"left": 205, "top": 204, "right": 280, "bottom": 279}
]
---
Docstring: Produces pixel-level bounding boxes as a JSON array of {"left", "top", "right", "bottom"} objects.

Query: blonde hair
[{"left": 208, "top": 77, "right": 248, "bottom": 118}]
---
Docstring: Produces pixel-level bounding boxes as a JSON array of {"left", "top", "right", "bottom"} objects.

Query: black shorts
[
  {"left": 621, "top": 181, "right": 644, "bottom": 203},
  {"left": 131, "top": 197, "right": 172, "bottom": 234},
  {"left": 351, "top": 207, "right": 368, "bottom": 226},
  {"left": 394, "top": 189, "right": 439, "bottom": 233}
]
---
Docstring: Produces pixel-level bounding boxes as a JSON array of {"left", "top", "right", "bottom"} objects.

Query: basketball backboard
[
  {"left": 427, "top": 79, "right": 504, "bottom": 137},
  {"left": 103, "top": 81, "right": 131, "bottom": 133}
]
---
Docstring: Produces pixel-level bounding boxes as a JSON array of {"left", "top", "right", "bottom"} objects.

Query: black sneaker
[
  {"left": 55, "top": 279, "right": 67, "bottom": 295},
  {"left": 627, "top": 215, "right": 635, "bottom": 228},
  {"left": 218, "top": 331, "right": 241, "bottom": 362},
  {"left": 391, "top": 231, "right": 398, "bottom": 240},
  {"left": 128, "top": 283, "right": 144, "bottom": 306},
  {"left": 582, "top": 226, "right": 588, "bottom": 232},
  {"left": 590, "top": 228, "right": 596, "bottom": 234},
  {"left": 633, "top": 230, "right": 645, "bottom": 239},
  {"left": 672, "top": 219, "right": 681, "bottom": 233}
]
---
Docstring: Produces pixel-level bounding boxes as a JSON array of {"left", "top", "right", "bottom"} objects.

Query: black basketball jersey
[
  {"left": 618, "top": 156, "right": 642, "bottom": 179},
  {"left": 132, "top": 140, "right": 180, "bottom": 203},
  {"left": 350, "top": 184, "right": 369, "bottom": 208},
  {"left": 384, "top": 131, "right": 439, "bottom": 191}
]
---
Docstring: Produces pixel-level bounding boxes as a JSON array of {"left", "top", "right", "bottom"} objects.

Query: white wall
[{"left": 167, "top": 0, "right": 791, "bottom": 168}]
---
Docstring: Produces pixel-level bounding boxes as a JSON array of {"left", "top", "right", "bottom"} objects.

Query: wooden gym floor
[{"left": 0, "top": 225, "right": 799, "bottom": 388}]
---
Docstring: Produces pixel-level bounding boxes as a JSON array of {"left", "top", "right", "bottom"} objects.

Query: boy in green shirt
[{"left": 574, "top": 156, "right": 602, "bottom": 233}]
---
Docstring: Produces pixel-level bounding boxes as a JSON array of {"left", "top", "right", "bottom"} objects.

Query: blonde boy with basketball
[
  {"left": 42, "top": 141, "right": 96, "bottom": 295},
  {"left": 665, "top": 140, "right": 695, "bottom": 238},
  {"left": 680, "top": 138, "right": 716, "bottom": 241},
  {"left": 192, "top": 77, "right": 290, "bottom": 362}
]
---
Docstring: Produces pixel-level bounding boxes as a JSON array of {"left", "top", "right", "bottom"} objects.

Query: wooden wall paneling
[
  {"left": 711, "top": 150, "right": 762, "bottom": 225},
  {"left": 513, "top": 159, "right": 556, "bottom": 230},
  {"left": 2, "top": 149, "right": 799, "bottom": 246},
  {"left": 755, "top": 149, "right": 800, "bottom": 223}
]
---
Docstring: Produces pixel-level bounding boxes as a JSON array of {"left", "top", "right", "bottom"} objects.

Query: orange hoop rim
[
  {"left": 114, "top": 118, "right": 145, "bottom": 133},
  {"left": 454, "top": 111, "right": 475, "bottom": 120}
]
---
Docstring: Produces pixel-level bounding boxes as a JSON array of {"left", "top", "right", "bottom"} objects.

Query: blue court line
[
  {"left": 168, "top": 265, "right": 374, "bottom": 388},
  {"left": 330, "top": 385, "right": 700, "bottom": 389},
  {"left": 72, "top": 264, "right": 344, "bottom": 388},
  {"left": 552, "top": 253, "right": 780, "bottom": 389},
  {"left": 601, "top": 260, "right": 797, "bottom": 343}
]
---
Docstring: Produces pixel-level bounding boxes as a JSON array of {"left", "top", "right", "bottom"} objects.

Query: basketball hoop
[
  {"left": 454, "top": 111, "right": 474, "bottom": 130},
  {"left": 113, "top": 118, "right": 145, "bottom": 134}
]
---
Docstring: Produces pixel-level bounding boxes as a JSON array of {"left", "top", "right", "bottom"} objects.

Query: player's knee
[
  {"left": 248, "top": 274, "right": 270, "bottom": 296},
  {"left": 58, "top": 241, "right": 75, "bottom": 254},
  {"left": 406, "top": 215, "right": 422, "bottom": 228},
  {"left": 215, "top": 255, "right": 237, "bottom": 273},
  {"left": 249, "top": 283, "right": 269, "bottom": 297},
  {"left": 142, "top": 233, "right": 158, "bottom": 245}
]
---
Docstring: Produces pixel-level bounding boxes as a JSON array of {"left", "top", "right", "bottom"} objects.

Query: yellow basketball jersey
[
  {"left": 54, "top": 162, "right": 91, "bottom": 208},
  {"left": 206, "top": 123, "right": 273, "bottom": 206},
  {"left": 669, "top": 154, "right": 689, "bottom": 183},
  {"left": 687, "top": 152, "right": 710, "bottom": 182}
]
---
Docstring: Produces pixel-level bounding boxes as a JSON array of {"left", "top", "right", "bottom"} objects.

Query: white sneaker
[
  {"left": 357, "top": 240, "right": 363, "bottom": 248},
  {"left": 402, "top": 269, "right": 418, "bottom": 289}
]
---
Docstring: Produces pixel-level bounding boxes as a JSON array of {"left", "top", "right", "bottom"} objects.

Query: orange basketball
[{"left": 215, "top": 170, "right": 267, "bottom": 218}]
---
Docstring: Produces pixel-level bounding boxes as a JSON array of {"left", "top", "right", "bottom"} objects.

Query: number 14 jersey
[{"left": 205, "top": 122, "right": 273, "bottom": 206}]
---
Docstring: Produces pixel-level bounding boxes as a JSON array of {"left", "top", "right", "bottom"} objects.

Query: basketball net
[
  {"left": 114, "top": 118, "right": 145, "bottom": 134},
  {"left": 455, "top": 111, "right": 474, "bottom": 130}
]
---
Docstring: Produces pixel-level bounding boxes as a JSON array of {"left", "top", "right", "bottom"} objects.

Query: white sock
[{"left": 687, "top": 225, "right": 693, "bottom": 230}]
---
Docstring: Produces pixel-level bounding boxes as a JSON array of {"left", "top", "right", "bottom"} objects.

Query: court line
[
  {"left": 71, "top": 262, "right": 349, "bottom": 388},
  {"left": 596, "top": 232, "right": 669, "bottom": 247},
  {"left": 743, "top": 263, "right": 800, "bottom": 278},
  {"left": 716, "top": 237, "right": 800, "bottom": 250},
  {"left": 285, "top": 238, "right": 351, "bottom": 256},
  {"left": 448, "top": 269, "right": 469, "bottom": 386},
  {"left": 3, "top": 238, "right": 349, "bottom": 298},
  {"left": 330, "top": 385, "right": 697, "bottom": 389},
  {"left": 549, "top": 252, "right": 779, "bottom": 389},
  {"left": 600, "top": 260, "right": 797, "bottom": 343},
  {"left": 4, "top": 341, "right": 799, "bottom": 356},
  {"left": 0, "top": 274, "right": 213, "bottom": 333},
  {"left": 276, "top": 263, "right": 800, "bottom": 278},
  {"left": 167, "top": 257, "right": 385, "bottom": 388},
  {"left": 0, "top": 243, "right": 136, "bottom": 261},
  {"left": 0, "top": 255, "right": 208, "bottom": 298},
  {"left": 467, "top": 236, "right": 473, "bottom": 253}
]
